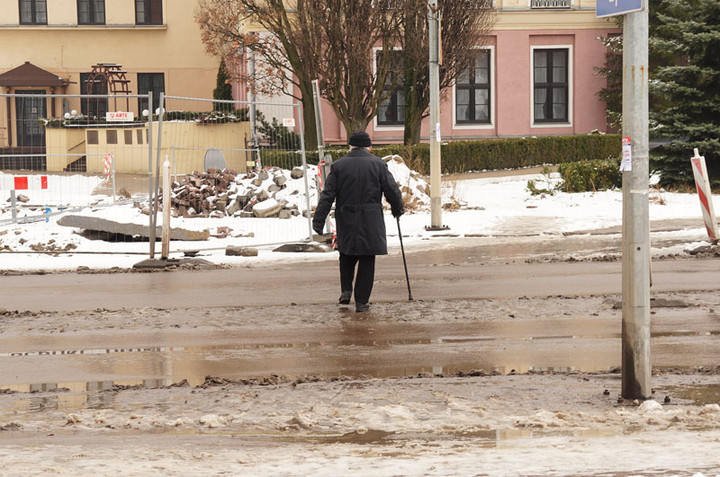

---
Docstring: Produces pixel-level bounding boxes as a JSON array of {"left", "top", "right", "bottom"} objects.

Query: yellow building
[{"left": 0, "top": 0, "right": 221, "bottom": 169}]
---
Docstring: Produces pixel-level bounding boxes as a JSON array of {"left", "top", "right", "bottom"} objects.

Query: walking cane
[{"left": 396, "top": 216, "right": 414, "bottom": 301}]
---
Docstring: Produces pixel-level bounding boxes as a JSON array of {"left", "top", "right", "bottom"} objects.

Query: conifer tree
[
  {"left": 650, "top": 0, "right": 720, "bottom": 188},
  {"left": 213, "top": 60, "right": 234, "bottom": 111}
]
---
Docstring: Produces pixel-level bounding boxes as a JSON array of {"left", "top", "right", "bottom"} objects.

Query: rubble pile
[
  {"left": 383, "top": 155, "right": 431, "bottom": 211},
  {"left": 152, "top": 166, "right": 317, "bottom": 219},
  {"left": 147, "top": 156, "right": 431, "bottom": 219}
]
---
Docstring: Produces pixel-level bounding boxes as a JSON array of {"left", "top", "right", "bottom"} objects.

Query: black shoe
[
  {"left": 355, "top": 303, "right": 370, "bottom": 313},
  {"left": 338, "top": 291, "right": 351, "bottom": 305}
]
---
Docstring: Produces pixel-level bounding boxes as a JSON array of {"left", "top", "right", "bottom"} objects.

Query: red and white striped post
[
  {"left": 1, "top": 175, "right": 48, "bottom": 223},
  {"left": 690, "top": 148, "right": 718, "bottom": 242}
]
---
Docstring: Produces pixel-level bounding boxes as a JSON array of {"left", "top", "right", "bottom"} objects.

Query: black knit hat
[{"left": 349, "top": 131, "right": 372, "bottom": 147}]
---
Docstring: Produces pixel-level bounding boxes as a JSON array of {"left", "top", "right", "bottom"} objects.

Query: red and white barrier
[
  {"left": 102, "top": 153, "right": 114, "bottom": 186},
  {"left": 690, "top": 148, "right": 718, "bottom": 240},
  {"left": 0, "top": 175, "right": 48, "bottom": 192}
]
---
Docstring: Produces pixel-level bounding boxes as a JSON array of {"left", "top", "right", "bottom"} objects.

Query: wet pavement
[{"left": 0, "top": 230, "right": 718, "bottom": 403}]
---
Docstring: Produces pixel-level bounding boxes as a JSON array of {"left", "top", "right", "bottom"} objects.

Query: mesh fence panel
[
  {"left": 151, "top": 95, "right": 315, "bottom": 253},
  {"left": 0, "top": 93, "right": 154, "bottom": 255},
  {"left": 1, "top": 93, "right": 315, "bottom": 258}
]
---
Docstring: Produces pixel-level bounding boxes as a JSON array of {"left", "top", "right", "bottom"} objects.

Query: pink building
[{"left": 237, "top": 1, "right": 621, "bottom": 145}]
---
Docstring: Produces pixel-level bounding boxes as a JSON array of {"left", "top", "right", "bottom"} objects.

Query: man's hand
[{"left": 393, "top": 209, "right": 404, "bottom": 219}]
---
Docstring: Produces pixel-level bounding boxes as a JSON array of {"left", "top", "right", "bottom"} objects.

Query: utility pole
[
  {"left": 427, "top": 0, "right": 446, "bottom": 231},
  {"left": 621, "top": 6, "right": 651, "bottom": 399}
]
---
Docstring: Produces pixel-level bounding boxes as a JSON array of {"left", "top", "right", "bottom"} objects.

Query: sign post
[{"left": 597, "top": 0, "right": 651, "bottom": 399}]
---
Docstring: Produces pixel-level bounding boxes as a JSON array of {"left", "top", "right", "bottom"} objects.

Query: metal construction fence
[{"left": 0, "top": 92, "right": 315, "bottom": 258}]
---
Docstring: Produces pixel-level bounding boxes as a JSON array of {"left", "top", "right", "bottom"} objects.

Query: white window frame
[
  {"left": 530, "top": 44, "right": 573, "bottom": 129},
  {"left": 453, "top": 46, "right": 495, "bottom": 130}
]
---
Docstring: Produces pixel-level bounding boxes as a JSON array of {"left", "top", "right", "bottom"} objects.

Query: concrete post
[
  {"left": 428, "top": 0, "right": 444, "bottom": 230},
  {"left": 621, "top": 7, "right": 651, "bottom": 399}
]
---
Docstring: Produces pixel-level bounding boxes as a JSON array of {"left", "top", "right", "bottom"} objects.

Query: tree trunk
[
  {"left": 340, "top": 117, "right": 370, "bottom": 144},
  {"left": 298, "top": 81, "right": 318, "bottom": 151}
]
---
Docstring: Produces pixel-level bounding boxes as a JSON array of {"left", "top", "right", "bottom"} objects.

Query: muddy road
[
  {"left": 1, "top": 242, "right": 720, "bottom": 475},
  {"left": 0, "top": 245, "right": 719, "bottom": 387}
]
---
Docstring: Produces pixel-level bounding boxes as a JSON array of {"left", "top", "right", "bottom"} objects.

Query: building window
[
  {"left": 136, "top": 129, "right": 144, "bottom": 144},
  {"left": 19, "top": 0, "right": 47, "bottom": 25},
  {"left": 456, "top": 49, "right": 491, "bottom": 124},
  {"left": 124, "top": 130, "right": 133, "bottom": 145},
  {"left": 80, "top": 73, "right": 108, "bottom": 118},
  {"left": 377, "top": 51, "right": 404, "bottom": 126},
  {"left": 78, "top": 0, "right": 105, "bottom": 25},
  {"left": 87, "top": 130, "right": 99, "bottom": 145},
  {"left": 106, "top": 130, "right": 117, "bottom": 144},
  {"left": 533, "top": 48, "right": 569, "bottom": 123},
  {"left": 137, "top": 73, "right": 165, "bottom": 113},
  {"left": 135, "top": 0, "right": 163, "bottom": 25}
]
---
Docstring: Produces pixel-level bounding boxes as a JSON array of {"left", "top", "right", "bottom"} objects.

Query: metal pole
[
  {"left": 312, "top": 79, "right": 332, "bottom": 234},
  {"left": 10, "top": 190, "right": 17, "bottom": 223},
  {"left": 312, "top": 79, "right": 325, "bottom": 169},
  {"left": 161, "top": 156, "right": 171, "bottom": 260},
  {"left": 111, "top": 152, "right": 116, "bottom": 205},
  {"left": 621, "top": 6, "right": 651, "bottom": 399},
  {"left": 295, "top": 103, "right": 314, "bottom": 241},
  {"left": 249, "top": 38, "right": 259, "bottom": 171},
  {"left": 146, "top": 91, "right": 154, "bottom": 257},
  {"left": 150, "top": 92, "right": 165, "bottom": 257},
  {"left": 427, "top": 0, "right": 444, "bottom": 230}
]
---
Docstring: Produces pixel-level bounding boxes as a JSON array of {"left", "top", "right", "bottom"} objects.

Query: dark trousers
[{"left": 339, "top": 253, "right": 376, "bottom": 305}]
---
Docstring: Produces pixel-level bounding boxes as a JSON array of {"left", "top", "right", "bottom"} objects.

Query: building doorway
[{"left": 15, "top": 90, "right": 47, "bottom": 147}]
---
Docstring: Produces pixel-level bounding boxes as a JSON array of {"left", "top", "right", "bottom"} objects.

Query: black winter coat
[{"left": 313, "top": 148, "right": 404, "bottom": 256}]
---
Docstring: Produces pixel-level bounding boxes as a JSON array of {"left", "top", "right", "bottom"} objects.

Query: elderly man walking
[{"left": 313, "top": 131, "right": 404, "bottom": 312}]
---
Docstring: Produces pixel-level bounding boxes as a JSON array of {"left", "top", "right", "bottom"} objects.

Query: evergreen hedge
[{"left": 260, "top": 134, "right": 622, "bottom": 174}]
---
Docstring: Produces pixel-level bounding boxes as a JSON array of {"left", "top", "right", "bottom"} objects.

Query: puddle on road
[
  {"left": 0, "top": 327, "right": 717, "bottom": 412},
  {"left": 661, "top": 384, "right": 720, "bottom": 406}
]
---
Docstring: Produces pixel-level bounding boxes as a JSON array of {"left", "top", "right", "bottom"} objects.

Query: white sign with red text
[{"left": 106, "top": 111, "right": 134, "bottom": 122}]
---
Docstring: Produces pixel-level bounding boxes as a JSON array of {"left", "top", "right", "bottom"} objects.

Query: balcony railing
[{"left": 530, "top": 0, "right": 572, "bottom": 9}]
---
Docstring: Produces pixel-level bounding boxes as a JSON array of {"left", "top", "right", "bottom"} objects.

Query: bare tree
[
  {"left": 196, "top": 0, "right": 401, "bottom": 148},
  {"left": 395, "top": 0, "right": 496, "bottom": 145},
  {"left": 304, "top": 0, "right": 401, "bottom": 136},
  {"left": 195, "top": 0, "right": 494, "bottom": 149},
  {"left": 195, "top": 0, "right": 323, "bottom": 149}
]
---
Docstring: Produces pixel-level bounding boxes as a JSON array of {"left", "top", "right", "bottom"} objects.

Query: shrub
[
  {"left": 224, "top": 134, "right": 624, "bottom": 175},
  {"left": 557, "top": 157, "right": 622, "bottom": 192},
  {"left": 526, "top": 166, "right": 560, "bottom": 196}
]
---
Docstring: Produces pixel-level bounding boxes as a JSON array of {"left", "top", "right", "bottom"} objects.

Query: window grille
[{"left": 531, "top": 0, "right": 571, "bottom": 9}]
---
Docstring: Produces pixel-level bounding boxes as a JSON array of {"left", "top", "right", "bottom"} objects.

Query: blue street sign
[{"left": 596, "top": 0, "right": 643, "bottom": 18}]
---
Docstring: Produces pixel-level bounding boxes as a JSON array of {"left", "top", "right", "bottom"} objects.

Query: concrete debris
[
  {"left": 272, "top": 242, "right": 334, "bottom": 253},
  {"left": 151, "top": 166, "right": 318, "bottom": 219},
  {"left": 58, "top": 215, "right": 210, "bottom": 241},
  {"left": 225, "top": 246, "right": 259, "bottom": 257},
  {"left": 144, "top": 157, "right": 431, "bottom": 220}
]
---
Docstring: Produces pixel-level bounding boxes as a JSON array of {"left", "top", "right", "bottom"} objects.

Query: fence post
[
  {"left": 110, "top": 151, "right": 117, "bottom": 205},
  {"left": 295, "top": 103, "right": 314, "bottom": 241},
  {"left": 147, "top": 91, "right": 155, "bottom": 258},
  {"left": 150, "top": 92, "right": 165, "bottom": 257},
  {"left": 10, "top": 190, "right": 17, "bottom": 223},
  {"left": 161, "top": 156, "right": 171, "bottom": 259}
]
